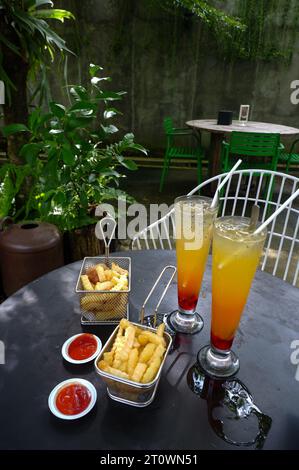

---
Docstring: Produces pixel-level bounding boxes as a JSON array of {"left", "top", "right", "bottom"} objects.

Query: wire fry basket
[
  {"left": 94, "top": 265, "right": 176, "bottom": 407},
  {"left": 75, "top": 216, "right": 131, "bottom": 325}
]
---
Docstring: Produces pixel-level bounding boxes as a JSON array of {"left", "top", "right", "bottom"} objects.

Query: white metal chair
[{"left": 132, "top": 169, "right": 299, "bottom": 287}]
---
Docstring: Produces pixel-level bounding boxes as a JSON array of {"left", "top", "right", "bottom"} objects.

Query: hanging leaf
[
  {"left": 101, "top": 124, "right": 119, "bottom": 135},
  {"left": 50, "top": 102, "right": 66, "bottom": 118},
  {"left": 89, "top": 63, "right": 104, "bottom": 77},
  {"left": 1, "top": 124, "right": 29, "bottom": 137},
  {"left": 31, "top": 9, "right": 75, "bottom": 22},
  {"left": 103, "top": 108, "right": 122, "bottom": 119},
  {"left": 19, "top": 143, "right": 41, "bottom": 165},
  {"left": 119, "top": 159, "right": 138, "bottom": 170},
  {"left": 61, "top": 144, "right": 75, "bottom": 165}
]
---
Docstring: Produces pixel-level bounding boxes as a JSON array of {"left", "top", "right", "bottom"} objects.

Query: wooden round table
[{"left": 186, "top": 119, "right": 299, "bottom": 187}]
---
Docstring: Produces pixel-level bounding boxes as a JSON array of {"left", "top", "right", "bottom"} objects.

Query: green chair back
[
  {"left": 163, "top": 117, "right": 174, "bottom": 135},
  {"left": 229, "top": 132, "right": 280, "bottom": 157}
]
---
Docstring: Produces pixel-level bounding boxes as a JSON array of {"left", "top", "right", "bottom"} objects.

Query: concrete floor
[{"left": 120, "top": 166, "right": 299, "bottom": 287}]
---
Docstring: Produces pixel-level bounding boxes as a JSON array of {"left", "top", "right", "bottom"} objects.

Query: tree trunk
[{"left": 63, "top": 224, "right": 118, "bottom": 263}]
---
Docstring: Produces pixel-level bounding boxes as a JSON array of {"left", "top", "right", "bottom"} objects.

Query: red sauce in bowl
[
  {"left": 56, "top": 383, "right": 91, "bottom": 415},
  {"left": 68, "top": 333, "right": 97, "bottom": 361}
]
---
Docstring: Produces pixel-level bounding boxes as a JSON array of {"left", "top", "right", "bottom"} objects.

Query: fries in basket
[
  {"left": 98, "top": 319, "right": 167, "bottom": 384},
  {"left": 79, "top": 261, "right": 129, "bottom": 320},
  {"left": 81, "top": 262, "right": 129, "bottom": 292}
]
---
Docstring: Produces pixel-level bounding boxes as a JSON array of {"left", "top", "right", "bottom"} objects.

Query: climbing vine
[
  {"left": 227, "top": 0, "right": 299, "bottom": 61},
  {"left": 150, "top": 0, "right": 245, "bottom": 41},
  {"left": 151, "top": 0, "right": 299, "bottom": 62}
]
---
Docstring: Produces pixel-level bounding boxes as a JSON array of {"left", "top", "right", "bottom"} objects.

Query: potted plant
[{"left": 0, "top": 63, "right": 147, "bottom": 260}]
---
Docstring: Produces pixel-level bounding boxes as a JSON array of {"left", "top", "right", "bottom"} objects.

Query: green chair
[
  {"left": 221, "top": 131, "right": 284, "bottom": 173},
  {"left": 279, "top": 138, "right": 299, "bottom": 173},
  {"left": 159, "top": 117, "right": 204, "bottom": 192}
]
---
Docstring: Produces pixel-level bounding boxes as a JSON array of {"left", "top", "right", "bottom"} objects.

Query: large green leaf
[
  {"left": 97, "top": 91, "right": 126, "bottom": 102},
  {"left": 91, "top": 76, "right": 111, "bottom": 85},
  {"left": 68, "top": 101, "right": 97, "bottom": 113},
  {"left": 89, "top": 64, "right": 103, "bottom": 77},
  {"left": 61, "top": 144, "right": 75, "bottom": 165},
  {"left": 69, "top": 86, "right": 88, "bottom": 101},
  {"left": 127, "top": 143, "right": 148, "bottom": 155},
  {"left": 19, "top": 142, "right": 41, "bottom": 165},
  {"left": 1, "top": 124, "right": 29, "bottom": 137},
  {"left": 0, "top": 32, "right": 22, "bottom": 57},
  {"left": 30, "top": 1, "right": 54, "bottom": 9},
  {"left": 31, "top": 9, "right": 75, "bottom": 22},
  {"left": 103, "top": 108, "right": 122, "bottom": 119},
  {"left": 101, "top": 124, "right": 118, "bottom": 135},
  {"left": 119, "top": 159, "right": 138, "bottom": 170},
  {"left": 50, "top": 102, "right": 66, "bottom": 118}
]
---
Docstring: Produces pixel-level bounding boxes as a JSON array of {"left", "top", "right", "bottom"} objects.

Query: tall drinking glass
[
  {"left": 168, "top": 195, "right": 218, "bottom": 334},
  {"left": 198, "top": 216, "right": 268, "bottom": 377}
]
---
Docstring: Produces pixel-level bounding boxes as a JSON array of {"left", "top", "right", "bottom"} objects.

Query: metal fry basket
[
  {"left": 75, "top": 216, "right": 131, "bottom": 325},
  {"left": 94, "top": 265, "right": 177, "bottom": 407}
]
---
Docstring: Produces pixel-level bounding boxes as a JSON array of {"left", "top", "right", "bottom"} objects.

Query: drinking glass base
[
  {"left": 197, "top": 345, "right": 239, "bottom": 378},
  {"left": 167, "top": 310, "right": 204, "bottom": 334}
]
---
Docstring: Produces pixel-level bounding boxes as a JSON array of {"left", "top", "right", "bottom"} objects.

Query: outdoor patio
[{"left": 0, "top": 0, "right": 299, "bottom": 462}]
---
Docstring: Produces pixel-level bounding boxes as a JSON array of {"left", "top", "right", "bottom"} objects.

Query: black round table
[{"left": 0, "top": 250, "right": 298, "bottom": 450}]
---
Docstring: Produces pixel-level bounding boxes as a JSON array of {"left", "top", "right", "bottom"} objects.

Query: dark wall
[{"left": 51, "top": 0, "right": 299, "bottom": 150}]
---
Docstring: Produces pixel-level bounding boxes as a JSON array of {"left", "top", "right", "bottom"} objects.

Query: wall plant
[
  {"left": 153, "top": 0, "right": 298, "bottom": 62},
  {"left": 0, "top": 0, "right": 74, "bottom": 164},
  {"left": 1, "top": 64, "right": 147, "bottom": 234}
]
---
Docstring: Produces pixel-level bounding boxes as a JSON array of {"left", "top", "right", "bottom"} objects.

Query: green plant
[
  {"left": 153, "top": 0, "right": 246, "bottom": 38},
  {"left": 154, "top": 0, "right": 297, "bottom": 62},
  {"left": 1, "top": 64, "right": 147, "bottom": 231},
  {"left": 0, "top": 0, "right": 74, "bottom": 163}
]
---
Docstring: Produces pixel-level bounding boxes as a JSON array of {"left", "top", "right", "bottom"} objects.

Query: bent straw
[
  {"left": 210, "top": 159, "right": 243, "bottom": 209},
  {"left": 254, "top": 186, "right": 299, "bottom": 235}
]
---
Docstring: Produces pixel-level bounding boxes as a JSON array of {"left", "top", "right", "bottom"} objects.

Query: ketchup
[
  {"left": 68, "top": 333, "right": 97, "bottom": 360},
  {"left": 56, "top": 383, "right": 91, "bottom": 415}
]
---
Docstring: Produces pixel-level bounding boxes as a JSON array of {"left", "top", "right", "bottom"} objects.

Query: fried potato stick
[
  {"left": 131, "top": 362, "right": 147, "bottom": 382},
  {"left": 80, "top": 275, "right": 94, "bottom": 291}
]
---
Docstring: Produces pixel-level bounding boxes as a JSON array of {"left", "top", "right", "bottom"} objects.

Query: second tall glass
[
  {"left": 198, "top": 216, "right": 268, "bottom": 377},
  {"left": 168, "top": 195, "right": 218, "bottom": 334}
]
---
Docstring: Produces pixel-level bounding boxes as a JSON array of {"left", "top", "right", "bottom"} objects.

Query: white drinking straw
[
  {"left": 210, "top": 159, "right": 243, "bottom": 209},
  {"left": 254, "top": 186, "right": 299, "bottom": 235}
]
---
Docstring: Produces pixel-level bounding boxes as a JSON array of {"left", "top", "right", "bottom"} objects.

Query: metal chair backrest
[
  {"left": 229, "top": 132, "right": 280, "bottom": 157},
  {"left": 132, "top": 169, "right": 299, "bottom": 286}
]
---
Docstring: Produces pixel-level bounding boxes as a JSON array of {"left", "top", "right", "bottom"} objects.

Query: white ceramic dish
[
  {"left": 48, "top": 378, "right": 97, "bottom": 420},
  {"left": 61, "top": 333, "right": 102, "bottom": 364}
]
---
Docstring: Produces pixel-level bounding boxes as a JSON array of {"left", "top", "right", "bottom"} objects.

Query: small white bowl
[
  {"left": 48, "top": 378, "right": 97, "bottom": 420},
  {"left": 62, "top": 333, "right": 102, "bottom": 364}
]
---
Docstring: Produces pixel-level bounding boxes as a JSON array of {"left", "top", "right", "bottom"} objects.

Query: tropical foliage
[
  {"left": 0, "top": 64, "right": 147, "bottom": 231},
  {"left": 0, "top": 0, "right": 73, "bottom": 102}
]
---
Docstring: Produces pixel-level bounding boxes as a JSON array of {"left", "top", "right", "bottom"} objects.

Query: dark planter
[{"left": 0, "top": 219, "right": 64, "bottom": 296}]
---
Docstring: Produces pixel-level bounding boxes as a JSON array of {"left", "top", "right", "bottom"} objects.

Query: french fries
[
  {"left": 97, "top": 320, "right": 167, "bottom": 384},
  {"left": 79, "top": 261, "right": 129, "bottom": 320},
  {"left": 80, "top": 262, "right": 129, "bottom": 292}
]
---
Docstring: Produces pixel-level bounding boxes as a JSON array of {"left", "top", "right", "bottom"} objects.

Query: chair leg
[
  {"left": 197, "top": 154, "right": 203, "bottom": 189},
  {"left": 159, "top": 152, "right": 170, "bottom": 192}
]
